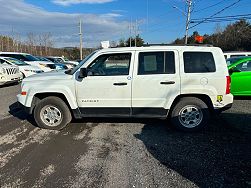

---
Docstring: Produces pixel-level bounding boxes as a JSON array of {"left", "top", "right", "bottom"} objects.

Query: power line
[
  {"left": 192, "top": 17, "right": 251, "bottom": 23},
  {"left": 192, "top": 13, "right": 251, "bottom": 21},
  {"left": 191, "top": 13, "right": 251, "bottom": 23},
  {"left": 189, "top": 0, "right": 242, "bottom": 29},
  {"left": 194, "top": 0, "right": 228, "bottom": 13}
]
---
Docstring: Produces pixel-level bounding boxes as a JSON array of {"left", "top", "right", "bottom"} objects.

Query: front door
[
  {"left": 75, "top": 52, "right": 134, "bottom": 117},
  {"left": 231, "top": 60, "right": 251, "bottom": 96}
]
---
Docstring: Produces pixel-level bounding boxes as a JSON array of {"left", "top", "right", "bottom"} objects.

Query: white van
[
  {"left": 223, "top": 52, "right": 251, "bottom": 59},
  {"left": 18, "top": 46, "right": 233, "bottom": 132}
]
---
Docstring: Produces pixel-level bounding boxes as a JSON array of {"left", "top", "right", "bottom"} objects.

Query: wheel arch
[
  {"left": 30, "top": 92, "right": 77, "bottom": 116},
  {"left": 168, "top": 94, "right": 214, "bottom": 116}
]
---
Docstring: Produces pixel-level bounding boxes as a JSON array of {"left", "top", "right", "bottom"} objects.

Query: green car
[{"left": 227, "top": 57, "right": 251, "bottom": 96}]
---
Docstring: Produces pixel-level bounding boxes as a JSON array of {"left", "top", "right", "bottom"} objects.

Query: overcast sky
[{"left": 0, "top": 0, "right": 249, "bottom": 48}]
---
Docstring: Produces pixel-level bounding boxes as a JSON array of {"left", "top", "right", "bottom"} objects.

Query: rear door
[
  {"left": 231, "top": 60, "right": 251, "bottom": 95},
  {"left": 131, "top": 50, "right": 180, "bottom": 117}
]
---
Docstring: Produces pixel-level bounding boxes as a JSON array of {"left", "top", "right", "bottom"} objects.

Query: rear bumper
[{"left": 214, "top": 103, "right": 232, "bottom": 114}]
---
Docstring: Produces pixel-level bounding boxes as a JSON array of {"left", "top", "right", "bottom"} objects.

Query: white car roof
[
  {"left": 0, "top": 52, "right": 29, "bottom": 55},
  {"left": 97, "top": 45, "right": 221, "bottom": 53}
]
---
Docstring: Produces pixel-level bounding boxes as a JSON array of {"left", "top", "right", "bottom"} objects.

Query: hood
[
  {"left": 23, "top": 70, "right": 72, "bottom": 82},
  {"left": 25, "top": 61, "right": 54, "bottom": 65},
  {"left": 19, "top": 65, "right": 41, "bottom": 71},
  {"left": 0, "top": 64, "right": 18, "bottom": 68},
  {"left": 67, "top": 61, "right": 78, "bottom": 65}
]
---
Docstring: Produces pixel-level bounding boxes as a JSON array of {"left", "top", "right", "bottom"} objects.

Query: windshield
[
  {"left": 226, "top": 57, "right": 244, "bottom": 66},
  {"left": 23, "top": 54, "right": 40, "bottom": 61},
  {"left": 5, "top": 58, "right": 29, "bottom": 66},
  {"left": 66, "top": 51, "right": 97, "bottom": 75},
  {"left": 37, "top": 57, "right": 52, "bottom": 62},
  {"left": 63, "top": 57, "right": 69, "bottom": 61}
]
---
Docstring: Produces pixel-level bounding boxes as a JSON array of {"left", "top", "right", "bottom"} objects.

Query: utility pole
[
  {"left": 185, "top": 0, "right": 192, "bottom": 45},
  {"left": 146, "top": 0, "right": 149, "bottom": 32},
  {"left": 135, "top": 19, "right": 138, "bottom": 47},
  {"left": 79, "top": 19, "right": 83, "bottom": 60},
  {"left": 129, "top": 20, "right": 132, "bottom": 47}
]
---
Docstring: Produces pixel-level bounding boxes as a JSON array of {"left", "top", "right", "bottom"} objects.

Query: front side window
[
  {"left": 87, "top": 53, "right": 131, "bottom": 76},
  {"left": 184, "top": 52, "right": 216, "bottom": 73},
  {"left": 138, "top": 51, "right": 175, "bottom": 75}
]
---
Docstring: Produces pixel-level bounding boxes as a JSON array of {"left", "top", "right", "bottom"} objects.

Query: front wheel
[
  {"left": 170, "top": 97, "right": 210, "bottom": 132},
  {"left": 34, "top": 97, "right": 72, "bottom": 130}
]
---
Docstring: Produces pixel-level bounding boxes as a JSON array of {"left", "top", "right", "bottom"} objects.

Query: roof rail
[{"left": 143, "top": 43, "right": 214, "bottom": 47}]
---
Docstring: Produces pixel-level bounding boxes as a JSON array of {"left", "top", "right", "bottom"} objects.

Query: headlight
[
  {"left": 0, "top": 68, "right": 6, "bottom": 74},
  {"left": 24, "top": 69, "right": 44, "bottom": 73},
  {"left": 39, "top": 63, "right": 48, "bottom": 68}
]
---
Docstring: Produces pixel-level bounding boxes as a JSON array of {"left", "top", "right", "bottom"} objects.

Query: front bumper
[
  {"left": 0, "top": 76, "right": 22, "bottom": 85},
  {"left": 17, "top": 102, "right": 31, "bottom": 114}
]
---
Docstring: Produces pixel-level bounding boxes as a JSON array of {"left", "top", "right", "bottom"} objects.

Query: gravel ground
[
  {"left": 0, "top": 84, "right": 250, "bottom": 188},
  {"left": 0, "top": 83, "right": 20, "bottom": 118}
]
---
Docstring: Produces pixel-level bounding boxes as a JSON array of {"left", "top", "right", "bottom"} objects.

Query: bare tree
[
  {"left": 41, "top": 32, "right": 53, "bottom": 56},
  {"left": 27, "top": 32, "right": 37, "bottom": 54}
]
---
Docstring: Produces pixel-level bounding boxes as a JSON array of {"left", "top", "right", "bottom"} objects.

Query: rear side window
[
  {"left": 138, "top": 51, "right": 175, "bottom": 75},
  {"left": 183, "top": 52, "right": 216, "bottom": 73}
]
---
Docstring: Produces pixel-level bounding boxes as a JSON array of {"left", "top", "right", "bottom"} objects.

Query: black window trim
[
  {"left": 86, "top": 52, "right": 132, "bottom": 77},
  {"left": 183, "top": 51, "right": 216, "bottom": 74},
  {"left": 137, "top": 51, "right": 176, "bottom": 75}
]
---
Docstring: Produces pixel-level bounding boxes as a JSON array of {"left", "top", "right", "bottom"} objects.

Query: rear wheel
[
  {"left": 34, "top": 97, "right": 72, "bottom": 130},
  {"left": 170, "top": 97, "right": 210, "bottom": 132}
]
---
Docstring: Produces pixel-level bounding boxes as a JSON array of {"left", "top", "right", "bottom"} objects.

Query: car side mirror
[
  {"left": 229, "top": 67, "right": 241, "bottom": 74},
  {"left": 79, "top": 68, "right": 87, "bottom": 78}
]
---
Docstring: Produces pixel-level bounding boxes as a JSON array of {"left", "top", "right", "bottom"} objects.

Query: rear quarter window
[{"left": 183, "top": 52, "right": 216, "bottom": 73}]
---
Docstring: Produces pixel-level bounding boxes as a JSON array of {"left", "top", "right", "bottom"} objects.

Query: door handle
[
  {"left": 113, "top": 82, "right": 128, "bottom": 86},
  {"left": 160, "top": 81, "right": 175, "bottom": 85}
]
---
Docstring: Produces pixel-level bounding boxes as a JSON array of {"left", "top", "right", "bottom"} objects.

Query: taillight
[{"left": 226, "top": 76, "right": 231, "bottom": 94}]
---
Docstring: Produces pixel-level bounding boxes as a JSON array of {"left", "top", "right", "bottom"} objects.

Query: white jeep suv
[{"left": 17, "top": 46, "right": 233, "bottom": 131}]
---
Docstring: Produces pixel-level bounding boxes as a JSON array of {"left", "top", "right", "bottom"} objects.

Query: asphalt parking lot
[{"left": 0, "top": 84, "right": 250, "bottom": 188}]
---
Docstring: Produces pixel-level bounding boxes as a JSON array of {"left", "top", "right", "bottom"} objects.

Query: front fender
[{"left": 23, "top": 84, "right": 78, "bottom": 109}]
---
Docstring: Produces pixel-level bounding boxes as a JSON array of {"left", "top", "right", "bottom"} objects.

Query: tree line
[
  {"left": 116, "top": 19, "right": 251, "bottom": 52},
  {"left": 0, "top": 32, "right": 94, "bottom": 60},
  {"left": 172, "top": 20, "right": 251, "bottom": 51}
]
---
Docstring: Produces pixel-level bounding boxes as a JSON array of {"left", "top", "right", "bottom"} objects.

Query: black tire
[
  {"left": 21, "top": 72, "right": 25, "bottom": 79},
  {"left": 170, "top": 97, "right": 210, "bottom": 132},
  {"left": 34, "top": 97, "right": 72, "bottom": 130}
]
